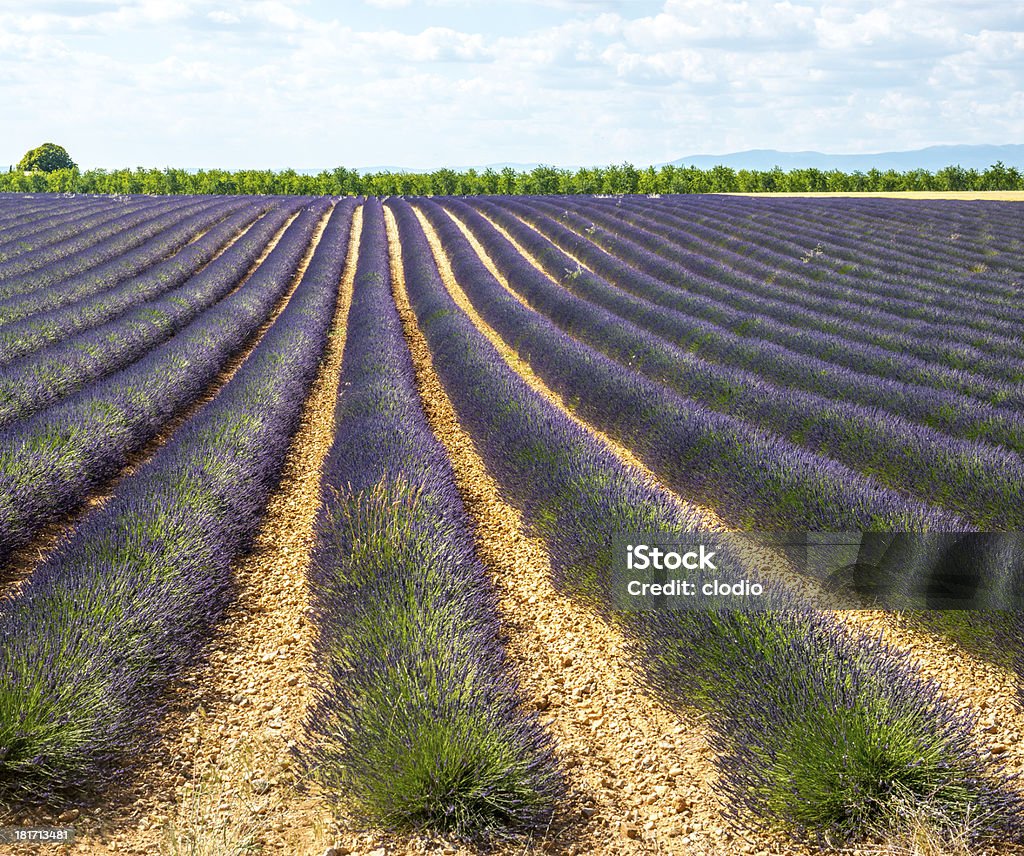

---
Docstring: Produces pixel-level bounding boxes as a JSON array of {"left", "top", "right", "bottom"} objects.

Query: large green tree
[{"left": 18, "top": 143, "right": 76, "bottom": 173}]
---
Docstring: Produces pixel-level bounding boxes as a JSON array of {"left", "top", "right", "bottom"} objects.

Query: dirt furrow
[
  {"left": 478, "top": 206, "right": 598, "bottom": 276},
  {"left": 395, "top": 206, "right": 816, "bottom": 855},
  {"left": 55, "top": 204, "right": 361, "bottom": 856}
]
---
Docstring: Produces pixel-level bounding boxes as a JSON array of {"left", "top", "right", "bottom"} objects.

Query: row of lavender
[
  {"left": 0, "top": 197, "right": 255, "bottom": 327},
  {"left": 388, "top": 197, "right": 1021, "bottom": 843},
  {"left": 646, "top": 194, "right": 1024, "bottom": 304},
  {"left": 630, "top": 196, "right": 1023, "bottom": 310},
  {"left": 300, "top": 200, "right": 560, "bottom": 834},
  {"left": 444, "top": 199, "right": 1024, "bottom": 534},
  {"left": 0, "top": 197, "right": 230, "bottom": 301},
  {"left": 0, "top": 199, "right": 324, "bottom": 567},
  {"left": 492, "top": 200, "right": 1024, "bottom": 458},
  {"left": 0, "top": 199, "right": 354, "bottom": 799},
  {"left": 593, "top": 195, "right": 1024, "bottom": 344},
  {"left": 416, "top": 199, "right": 955, "bottom": 533},
  {"left": 438, "top": 192, "right": 1024, "bottom": 765},
  {"left": 518, "top": 197, "right": 1024, "bottom": 399},
  {"left": 0, "top": 201, "right": 270, "bottom": 367},
  {"left": 0, "top": 201, "right": 294, "bottom": 427},
  {"left": 0, "top": 195, "right": 140, "bottom": 261}
]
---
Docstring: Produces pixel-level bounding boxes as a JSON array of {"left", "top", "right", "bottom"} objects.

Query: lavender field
[{"left": 0, "top": 191, "right": 1022, "bottom": 855}]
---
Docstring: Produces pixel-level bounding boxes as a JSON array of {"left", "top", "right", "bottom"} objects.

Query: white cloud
[
  {"left": 363, "top": 26, "right": 491, "bottom": 61},
  {"left": 1, "top": 0, "right": 1021, "bottom": 168}
]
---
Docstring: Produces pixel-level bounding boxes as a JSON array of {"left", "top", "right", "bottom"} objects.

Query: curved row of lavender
[
  {"left": 0, "top": 196, "right": 165, "bottom": 258},
  {"left": 0, "top": 196, "right": 130, "bottom": 259},
  {"left": 566, "top": 196, "right": 1024, "bottom": 383},
  {"left": 0, "top": 195, "right": 211, "bottom": 290},
  {"left": 0, "top": 197, "right": 86, "bottom": 231},
  {"left": 0, "top": 199, "right": 329, "bottom": 569},
  {"left": 415, "top": 198, "right": 955, "bottom": 532},
  {"left": 525, "top": 204, "right": 1022, "bottom": 420},
  {"left": 0, "top": 201, "right": 300, "bottom": 426},
  {"left": 0, "top": 198, "right": 355, "bottom": 802},
  {"left": 0, "top": 201, "right": 272, "bottom": 366},
  {"left": 649, "top": 194, "right": 1024, "bottom": 301},
  {"left": 480, "top": 194, "right": 1024, "bottom": 693},
  {"left": 489, "top": 198, "right": 1024, "bottom": 450},
  {"left": 584, "top": 195, "right": 1024, "bottom": 342},
  {"left": 450, "top": 199, "right": 1024, "bottom": 531},
  {"left": 389, "top": 197, "right": 759, "bottom": 596},
  {"left": 0, "top": 197, "right": 256, "bottom": 330},
  {"left": 302, "top": 199, "right": 561, "bottom": 836},
  {"left": 533, "top": 197, "right": 1024, "bottom": 395},
  {"left": 618, "top": 197, "right": 1024, "bottom": 374},
  {"left": 629, "top": 195, "right": 1023, "bottom": 311},
  {"left": 0, "top": 196, "right": 102, "bottom": 224},
  {"left": 387, "top": 197, "right": 1021, "bottom": 844}
]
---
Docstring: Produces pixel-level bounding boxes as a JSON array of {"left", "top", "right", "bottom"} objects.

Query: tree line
[{"left": 3, "top": 161, "right": 1023, "bottom": 196}]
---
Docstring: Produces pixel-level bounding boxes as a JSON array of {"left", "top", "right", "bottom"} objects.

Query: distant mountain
[{"left": 664, "top": 145, "right": 1024, "bottom": 172}]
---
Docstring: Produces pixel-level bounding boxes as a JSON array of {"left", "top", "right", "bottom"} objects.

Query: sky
[{"left": 1, "top": 0, "right": 1022, "bottom": 170}]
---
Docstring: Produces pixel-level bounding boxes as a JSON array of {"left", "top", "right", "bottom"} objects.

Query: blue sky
[{"left": 1, "top": 0, "right": 1021, "bottom": 169}]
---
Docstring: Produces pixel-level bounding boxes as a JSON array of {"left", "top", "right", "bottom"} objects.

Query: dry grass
[{"left": 159, "top": 719, "right": 274, "bottom": 856}]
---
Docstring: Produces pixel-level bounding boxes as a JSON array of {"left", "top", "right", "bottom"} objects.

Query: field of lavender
[{"left": 0, "top": 191, "right": 1022, "bottom": 854}]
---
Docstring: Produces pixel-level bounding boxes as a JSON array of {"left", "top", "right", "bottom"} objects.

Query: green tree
[
  {"left": 936, "top": 164, "right": 970, "bottom": 191},
  {"left": 637, "top": 165, "right": 660, "bottom": 194},
  {"left": 708, "top": 165, "right": 739, "bottom": 193},
  {"left": 18, "top": 143, "right": 76, "bottom": 173},
  {"left": 429, "top": 168, "right": 459, "bottom": 195},
  {"left": 497, "top": 166, "right": 517, "bottom": 195},
  {"left": 523, "top": 165, "right": 564, "bottom": 194}
]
